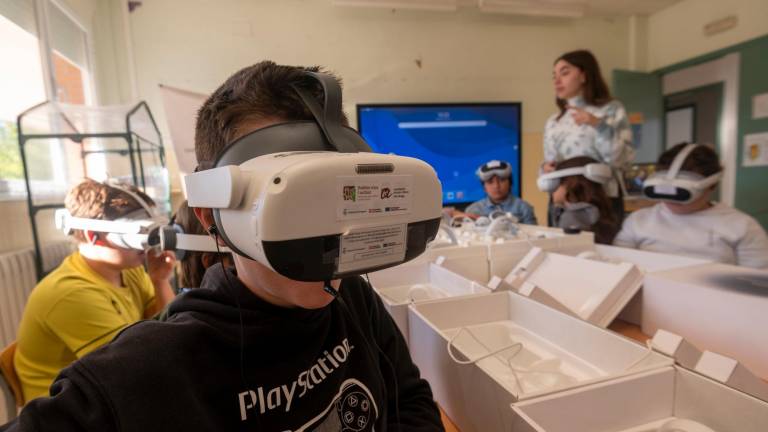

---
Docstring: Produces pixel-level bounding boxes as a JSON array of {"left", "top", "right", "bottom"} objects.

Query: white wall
[
  {"left": 125, "top": 0, "right": 631, "bottom": 223},
  {"left": 1, "top": 0, "right": 635, "bottom": 252},
  {"left": 128, "top": 1, "right": 630, "bottom": 133},
  {"left": 54, "top": 0, "right": 134, "bottom": 105},
  {"left": 648, "top": 0, "right": 768, "bottom": 70}
]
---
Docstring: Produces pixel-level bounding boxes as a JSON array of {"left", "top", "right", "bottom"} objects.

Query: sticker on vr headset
[
  {"left": 336, "top": 175, "right": 413, "bottom": 220},
  {"left": 337, "top": 224, "right": 407, "bottom": 273}
]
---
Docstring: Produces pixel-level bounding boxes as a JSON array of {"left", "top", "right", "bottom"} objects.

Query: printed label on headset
[
  {"left": 336, "top": 175, "right": 412, "bottom": 221},
  {"left": 337, "top": 224, "right": 407, "bottom": 273}
]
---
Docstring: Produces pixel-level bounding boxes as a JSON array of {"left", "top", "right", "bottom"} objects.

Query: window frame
[{"left": 0, "top": 0, "right": 96, "bottom": 199}]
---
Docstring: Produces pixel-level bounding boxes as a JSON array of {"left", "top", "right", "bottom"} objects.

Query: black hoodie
[{"left": 1, "top": 264, "right": 444, "bottom": 431}]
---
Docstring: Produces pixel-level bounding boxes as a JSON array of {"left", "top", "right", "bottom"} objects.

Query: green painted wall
[
  {"left": 657, "top": 34, "right": 768, "bottom": 229},
  {"left": 613, "top": 70, "right": 662, "bottom": 163}
]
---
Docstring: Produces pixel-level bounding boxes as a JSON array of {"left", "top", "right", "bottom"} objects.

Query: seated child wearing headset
[
  {"left": 614, "top": 143, "right": 768, "bottom": 269},
  {"left": 453, "top": 160, "right": 537, "bottom": 225},
  {"left": 13, "top": 179, "right": 176, "bottom": 404},
  {"left": 2, "top": 62, "right": 444, "bottom": 431},
  {"left": 537, "top": 156, "right": 620, "bottom": 244}
]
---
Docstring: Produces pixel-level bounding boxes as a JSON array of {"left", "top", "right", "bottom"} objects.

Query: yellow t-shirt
[{"left": 14, "top": 251, "right": 155, "bottom": 402}]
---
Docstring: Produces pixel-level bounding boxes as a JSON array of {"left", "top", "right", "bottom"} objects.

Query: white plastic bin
[
  {"left": 408, "top": 292, "right": 672, "bottom": 432},
  {"left": 511, "top": 365, "right": 768, "bottom": 432}
]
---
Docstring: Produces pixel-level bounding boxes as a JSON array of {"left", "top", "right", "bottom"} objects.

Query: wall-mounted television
[{"left": 356, "top": 103, "right": 522, "bottom": 206}]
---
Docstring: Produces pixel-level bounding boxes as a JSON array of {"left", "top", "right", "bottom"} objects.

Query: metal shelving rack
[{"left": 17, "top": 101, "right": 168, "bottom": 280}]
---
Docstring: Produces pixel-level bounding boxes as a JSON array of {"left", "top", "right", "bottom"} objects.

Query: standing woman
[{"left": 543, "top": 49, "right": 635, "bottom": 224}]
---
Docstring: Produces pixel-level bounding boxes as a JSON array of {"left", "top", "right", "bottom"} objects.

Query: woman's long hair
[
  {"left": 555, "top": 50, "right": 613, "bottom": 120},
  {"left": 556, "top": 156, "right": 619, "bottom": 244}
]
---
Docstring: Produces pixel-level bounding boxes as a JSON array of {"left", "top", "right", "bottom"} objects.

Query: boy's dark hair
[
  {"left": 65, "top": 178, "right": 155, "bottom": 242},
  {"left": 555, "top": 49, "right": 612, "bottom": 120},
  {"left": 174, "top": 200, "right": 232, "bottom": 288},
  {"left": 195, "top": 61, "right": 349, "bottom": 166},
  {"left": 556, "top": 156, "right": 619, "bottom": 244},
  {"left": 657, "top": 142, "right": 721, "bottom": 177}
]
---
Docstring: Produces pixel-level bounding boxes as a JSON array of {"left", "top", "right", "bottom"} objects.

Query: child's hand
[{"left": 147, "top": 249, "right": 176, "bottom": 282}]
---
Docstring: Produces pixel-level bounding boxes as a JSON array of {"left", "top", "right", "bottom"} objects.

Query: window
[
  {"left": 0, "top": 2, "right": 46, "bottom": 194},
  {"left": 0, "top": 0, "right": 94, "bottom": 198},
  {"left": 48, "top": 1, "right": 91, "bottom": 105}
]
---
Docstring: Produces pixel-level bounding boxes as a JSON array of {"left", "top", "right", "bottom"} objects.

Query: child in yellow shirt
[{"left": 14, "top": 179, "right": 176, "bottom": 402}]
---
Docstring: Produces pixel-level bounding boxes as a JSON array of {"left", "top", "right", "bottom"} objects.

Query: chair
[{"left": 0, "top": 341, "right": 23, "bottom": 422}]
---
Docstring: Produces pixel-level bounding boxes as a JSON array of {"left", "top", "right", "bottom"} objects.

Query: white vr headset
[
  {"left": 184, "top": 72, "right": 442, "bottom": 282},
  {"left": 537, "top": 162, "right": 612, "bottom": 193},
  {"left": 55, "top": 182, "right": 226, "bottom": 255},
  {"left": 642, "top": 143, "right": 723, "bottom": 204},
  {"left": 476, "top": 160, "right": 511, "bottom": 182},
  {"left": 55, "top": 207, "right": 168, "bottom": 251}
]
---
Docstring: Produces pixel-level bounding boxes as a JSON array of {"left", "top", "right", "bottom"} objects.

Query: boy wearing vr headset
[
  {"left": 459, "top": 160, "right": 537, "bottom": 224},
  {"left": 614, "top": 143, "right": 768, "bottom": 269},
  {"left": 13, "top": 179, "right": 176, "bottom": 404},
  {"left": 1, "top": 63, "right": 443, "bottom": 431}
]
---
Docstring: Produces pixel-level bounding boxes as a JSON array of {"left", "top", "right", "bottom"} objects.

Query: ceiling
[{"left": 332, "top": 0, "right": 683, "bottom": 18}]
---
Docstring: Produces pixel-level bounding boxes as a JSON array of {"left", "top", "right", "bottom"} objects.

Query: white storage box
[
  {"left": 368, "top": 256, "right": 490, "bottom": 346},
  {"left": 561, "top": 245, "right": 713, "bottom": 325},
  {"left": 651, "top": 329, "right": 768, "bottom": 402},
  {"left": 641, "top": 263, "right": 768, "bottom": 378},
  {"left": 408, "top": 292, "right": 672, "bottom": 432},
  {"left": 491, "top": 247, "right": 644, "bottom": 328},
  {"left": 579, "top": 245, "right": 713, "bottom": 273},
  {"left": 511, "top": 365, "right": 768, "bottom": 432},
  {"left": 487, "top": 226, "right": 594, "bottom": 279},
  {"left": 417, "top": 243, "right": 489, "bottom": 264}
]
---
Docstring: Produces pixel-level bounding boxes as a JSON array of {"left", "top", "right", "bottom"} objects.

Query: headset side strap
[{"left": 667, "top": 143, "right": 698, "bottom": 179}]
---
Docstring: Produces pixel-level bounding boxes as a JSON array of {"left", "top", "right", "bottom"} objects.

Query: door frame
[{"left": 661, "top": 53, "right": 739, "bottom": 206}]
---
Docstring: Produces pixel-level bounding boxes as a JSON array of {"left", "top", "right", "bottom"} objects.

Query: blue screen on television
[{"left": 357, "top": 103, "right": 522, "bottom": 205}]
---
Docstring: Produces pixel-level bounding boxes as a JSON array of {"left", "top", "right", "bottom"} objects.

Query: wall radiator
[{"left": 0, "top": 241, "right": 73, "bottom": 349}]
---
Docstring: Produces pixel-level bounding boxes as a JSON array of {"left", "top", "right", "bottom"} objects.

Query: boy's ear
[
  {"left": 201, "top": 253, "right": 215, "bottom": 269},
  {"left": 84, "top": 230, "right": 99, "bottom": 245},
  {"left": 193, "top": 207, "right": 215, "bottom": 233}
]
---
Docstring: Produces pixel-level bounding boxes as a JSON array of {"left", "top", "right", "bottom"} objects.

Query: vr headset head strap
[
  {"left": 538, "top": 166, "right": 587, "bottom": 182},
  {"left": 291, "top": 72, "right": 357, "bottom": 153},
  {"left": 103, "top": 179, "right": 155, "bottom": 218},
  {"left": 539, "top": 164, "right": 611, "bottom": 183},
  {"left": 666, "top": 143, "right": 699, "bottom": 179}
]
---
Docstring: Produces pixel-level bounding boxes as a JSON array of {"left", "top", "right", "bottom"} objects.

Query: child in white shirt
[{"left": 614, "top": 143, "right": 768, "bottom": 269}]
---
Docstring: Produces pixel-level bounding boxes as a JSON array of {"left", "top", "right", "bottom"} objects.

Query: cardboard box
[
  {"left": 491, "top": 248, "right": 644, "bottom": 328},
  {"left": 368, "top": 256, "right": 490, "bottom": 346},
  {"left": 651, "top": 329, "right": 768, "bottom": 402},
  {"left": 408, "top": 292, "right": 672, "bottom": 432},
  {"left": 641, "top": 263, "right": 768, "bottom": 378},
  {"left": 511, "top": 366, "right": 768, "bottom": 431},
  {"left": 561, "top": 245, "right": 714, "bottom": 325},
  {"left": 584, "top": 245, "right": 713, "bottom": 273},
  {"left": 487, "top": 227, "right": 594, "bottom": 279}
]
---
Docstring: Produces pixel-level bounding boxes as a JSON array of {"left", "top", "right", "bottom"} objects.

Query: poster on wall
[
  {"left": 158, "top": 84, "right": 208, "bottom": 196},
  {"left": 742, "top": 132, "right": 768, "bottom": 167}
]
